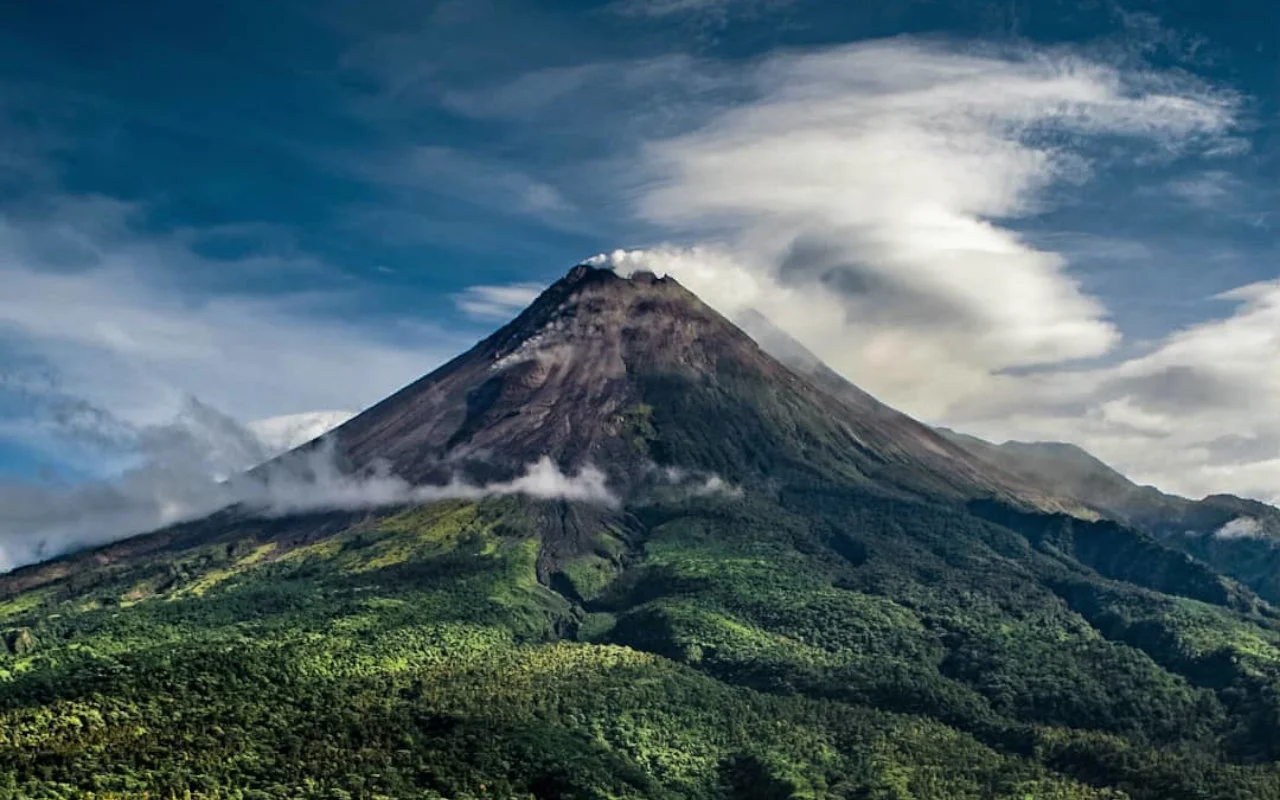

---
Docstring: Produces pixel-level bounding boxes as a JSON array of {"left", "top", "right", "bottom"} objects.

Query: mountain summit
[{"left": 4, "top": 263, "right": 1280, "bottom": 799}]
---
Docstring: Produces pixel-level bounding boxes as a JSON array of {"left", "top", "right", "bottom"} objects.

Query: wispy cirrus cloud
[
  {"left": 361, "top": 146, "right": 576, "bottom": 221},
  {"left": 1161, "top": 169, "right": 1242, "bottom": 208},
  {"left": 607, "top": 0, "right": 795, "bottom": 19}
]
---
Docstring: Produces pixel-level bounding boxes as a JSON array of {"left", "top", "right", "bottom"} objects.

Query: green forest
[{"left": 3, "top": 484, "right": 1280, "bottom": 799}]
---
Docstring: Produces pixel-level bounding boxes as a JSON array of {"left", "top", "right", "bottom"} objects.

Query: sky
[{"left": 0, "top": 0, "right": 1277, "bottom": 564}]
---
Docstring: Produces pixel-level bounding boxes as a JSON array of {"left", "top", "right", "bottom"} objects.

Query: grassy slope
[{"left": 2, "top": 491, "right": 1280, "bottom": 799}]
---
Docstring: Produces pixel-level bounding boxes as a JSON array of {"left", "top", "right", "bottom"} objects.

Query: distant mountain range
[
  {"left": 3, "top": 265, "right": 1280, "bottom": 799},
  {"left": 937, "top": 430, "right": 1280, "bottom": 604},
  {"left": 738, "top": 303, "right": 1280, "bottom": 605}
]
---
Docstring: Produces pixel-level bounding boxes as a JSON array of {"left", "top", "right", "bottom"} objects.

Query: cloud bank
[
  {"left": 601, "top": 40, "right": 1235, "bottom": 415},
  {"left": 0, "top": 196, "right": 464, "bottom": 428},
  {"left": 245, "top": 442, "right": 618, "bottom": 518},
  {"left": 0, "top": 399, "right": 618, "bottom": 573},
  {"left": 955, "top": 280, "right": 1280, "bottom": 504},
  {"left": 454, "top": 283, "right": 545, "bottom": 321}
]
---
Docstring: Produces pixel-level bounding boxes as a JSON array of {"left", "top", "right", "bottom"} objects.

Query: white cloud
[
  {"left": 0, "top": 402, "right": 619, "bottom": 574},
  {"left": 1162, "top": 169, "right": 1240, "bottom": 208},
  {"left": 602, "top": 40, "right": 1236, "bottom": 419},
  {"left": 608, "top": 0, "right": 792, "bottom": 18},
  {"left": 652, "top": 465, "right": 743, "bottom": 499},
  {"left": 454, "top": 283, "right": 546, "bottom": 321},
  {"left": 0, "top": 396, "right": 270, "bottom": 572},
  {"left": 1216, "top": 517, "right": 1264, "bottom": 540},
  {"left": 0, "top": 198, "right": 463, "bottom": 426},
  {"left": 580, "top": 39, "right": 1280, "bottom": 504},
  {"left": 247, "top": 410, "right": 356, "bottom": 454},
  {"left": 249, "top": 444, "right": 618, "bottom": 517},
  {"left": 358, "top": 146, "right": 579, "bottom": 226},
  {"left": 931, "top": 278, "right": 1280, "bottom": 503},
  {"left": 405, "top": 146, "right": 572, "bottom": 216}
]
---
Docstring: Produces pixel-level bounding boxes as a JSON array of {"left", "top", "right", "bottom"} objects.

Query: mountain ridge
[{"left": 939, "top": 429, "right": 1280, "bottom": 604}]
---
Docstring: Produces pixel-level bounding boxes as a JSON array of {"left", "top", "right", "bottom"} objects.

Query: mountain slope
[
  {"left": 939, "top": 432, "right": 1280, "bottom": 537},
  {"left": 734, "top": 304, "right": 1280, "bottom": 607},
  {"left": 3, "top": 266, "right": 1280, "bottom": 799},
  {"left": 941, "top": 430, "right": 1280, "bottom": 605}
]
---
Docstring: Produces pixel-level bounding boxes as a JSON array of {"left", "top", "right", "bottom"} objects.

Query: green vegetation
[
  {"left": 619, "top": 403, "right": 658, "bottom": 455},
  {"left": 3, "top": 487, "right": 1280, "bottom": 799}
]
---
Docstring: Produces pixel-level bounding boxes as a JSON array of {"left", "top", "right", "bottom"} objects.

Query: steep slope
[{"left": 3, "top": 266, "right": 1280, "bottom": 799}]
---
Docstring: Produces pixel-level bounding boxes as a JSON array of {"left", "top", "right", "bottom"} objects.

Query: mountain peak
[
  {"left": 561, "top": 262, "right": 666, "bottom": 289},
  {"left": 330, "top": 260, "right": 765, "bottom": 487}
]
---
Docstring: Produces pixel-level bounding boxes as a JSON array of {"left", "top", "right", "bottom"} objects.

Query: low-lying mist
[{"left": 0, "top": 398, "right": 617, "bottom": 572}]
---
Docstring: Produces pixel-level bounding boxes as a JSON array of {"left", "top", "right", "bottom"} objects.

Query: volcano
[
  {"left": 326, "top": 264, "right": 1065, "bottom": 507},
  {"left": 2, "top": 264, "right": 1280, "bottom": 800}
]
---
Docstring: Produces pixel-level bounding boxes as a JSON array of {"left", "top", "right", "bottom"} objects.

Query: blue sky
[{"left": 0, "top": 0, "right": 1277, "bottom": 523}]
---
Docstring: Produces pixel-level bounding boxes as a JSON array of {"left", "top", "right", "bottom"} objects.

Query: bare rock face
[
  {"left": 331, "top": 265, "right": 713, "bottom": 484},
  {"left": 323, "top": 265, "right": 1067, "bottom": 509}
]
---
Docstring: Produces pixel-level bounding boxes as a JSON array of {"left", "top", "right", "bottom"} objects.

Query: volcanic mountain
[
  {"left": 4, "top": 264, "right": 1280, "bottom": 800},
  {"left": 324, "top": 264, "right": 1065, "bottom": 508}
]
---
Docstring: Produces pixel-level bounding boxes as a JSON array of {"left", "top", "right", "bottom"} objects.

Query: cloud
[
  {"left": 390, "top": 146, "right": 575, "bottom": 218},
  {"left": 651, "top": 465, "right": 743, "bottom": 499},
  {"left": 0, "top": 399, "right": 619, "bottom": 573},
  {"left": 574, "top": 39, "right": 1280, "bottom": 505},
  {"left": 1215, "top": 517, "right": 1265, "bottom": 540},
  {"left": 438, "top": 55, "right": 729, "bottom": 133},
  {"left": 338, "top": 146, "right": 596, "bottom": 247},
  {"left": 0, "top": 396, "right": 271, "bottom": 572},
  {"left": 482, "top": 457, "right": 616, "bottom": 505},
  {"left": 249, "top": 444, "right": 618, "bottom": 517},
  {"left": 609, "top": 0, "right": 728, "bottom": 16},
  {"left": 247, "top": 410, "right": 355, "bottom": 454},
  {"left": 0, "top": 196, "right": 464, "bottom": 426},
  {"left": 942, "top": 280, "right": 1280, "bottom": 504},
  {"left": 594, "top": 40, "right": 1236, "bottom": 419},
  {"left": 1162, "top": 170, "right": 1241, "bottom": 209},
  {"left": 454, "top": 283, "right": 546, "bottom": 321}
]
